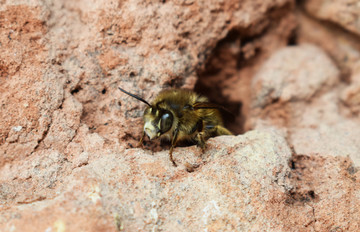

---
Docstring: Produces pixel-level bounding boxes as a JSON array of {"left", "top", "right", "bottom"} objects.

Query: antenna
[{"left": 118, "top": 87, "right": 151, "bottom": 106}]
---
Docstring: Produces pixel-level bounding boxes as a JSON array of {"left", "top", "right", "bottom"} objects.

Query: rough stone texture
[
  {"left": 341, "top": 71, "right": 360, "bottom": 114},
  {"left": 0, "top": 4, "right": 65, "bottom": 167},
  {"left": 251, "top": 44, "right": 339, "bottom": 108},
  {"left": 288, "top": 154, "right": 360, "bottom": 231},
  {"left": 194, "top": 3, "right": 297, "bottom": 133},
  {"left": 0, "top": 130, "right": 295, "bottom": 231},
  {"left": 303, "top": 0, "right": 360, "bottom": 36},
  {"left": 296, "top": 10, "right": 360, "bottom": 81},
  {"left": 250, "top": 44, "right": 360, "bottom": 166},
  {"left": 1, "top": 0, "right": 360, "bottom": 231}
]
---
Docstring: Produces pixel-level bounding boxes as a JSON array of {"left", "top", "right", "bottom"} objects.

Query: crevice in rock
[
  {"left": 285, "top": 152, "right": 319, "bottom": 229},
  {"left": 287, "top": 153, "right": 320, "bottom": 201},
  {"left": 16, "top": 196, "right": 47, "bottom": 205},
  {"left": 194, "top": 2, "right": 296, "bottom": 135},
  {"left": 31, "top": 92, "right": 68, "bottom": 154},
  {"left": 194, "top": 29, "right": 246, "bottom": 135},
  {"left": 74, "top": 161, "right": 89, "bottom": 169},
  {"left": 296, "top": 4, "right": 360, "bottom": 83},
  {"left": 71, "top": 85, "right": 82, "bottom": 95},
  {"left": 31, "top": 119, "right": 52, "bottom": 154},
  {"left": 287, "top": 29, "right": 298, "bottom": 46},
  {"left": 310, "top": 204, "right": 316, "bottom": 230},
  {"left": 67, "top": 126, "right": 79, "bottom": 146},
  {"left": 297, "top": 3, "right": 360, "bottom": 41},
  {"left": 58, "top": 93, "right": 66, "bottom": 110}
]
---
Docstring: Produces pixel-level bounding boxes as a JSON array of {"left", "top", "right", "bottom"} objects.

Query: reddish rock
[
  {"left": 250, "top": 43, "right": 360, "bottom": 166},
  {"left": 1, "top": 0, "right": 360, "bottom": 231},
  {"left": 0, "top": 130, "right": 294, "bottom": 231},
  {"left": 296, "top": 10, "right": 360, "bottom": 81},
  {"left": 251, "top": 44, "right": 339, "bottom": 108},
  {"left": 303, "top": 0, "right": 360, "bottom": 36},
  {"left": 0, "top": 4, "right": 64, "bottom": 167}
]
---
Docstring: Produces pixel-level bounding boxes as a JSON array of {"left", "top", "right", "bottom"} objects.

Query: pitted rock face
[{"left": 1, "top": 0, "right": 360, "bottom": 231}]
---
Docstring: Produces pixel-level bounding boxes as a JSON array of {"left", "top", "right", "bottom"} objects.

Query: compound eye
[{"left": 160, "top": 112, "right": 173, "bottom": 133}]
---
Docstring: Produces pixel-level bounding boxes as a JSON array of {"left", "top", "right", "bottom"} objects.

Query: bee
[{"left": 119, "top": 87, "right": 232, "bottom": 166}]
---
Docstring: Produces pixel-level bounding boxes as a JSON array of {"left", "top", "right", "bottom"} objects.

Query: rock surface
[
  {"left": 251, "top": 44, "right": 339, "bottom": 108},
  {"left": 250, "top": 44, "right": 360, "bottom": 166},
  {"left": 1, "top": 0, "right": 360, "bottom": 231},
  {"left": 303, "top": 0, "right": 360, "bottom": 36}
]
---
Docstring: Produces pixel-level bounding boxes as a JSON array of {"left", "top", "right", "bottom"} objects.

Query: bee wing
[
  {"left": 193, "top": 102, "right": 221, "bottom": 109},
  {"left": 192, "top": 102, "right": 234, "bottom": 116}
]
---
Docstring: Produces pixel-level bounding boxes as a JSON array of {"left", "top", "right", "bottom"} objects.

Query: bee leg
[
  {"left": 195, "top": 124, "right": 232, "bottom": 154},
  {"left": 137, "top": 131, "right": 145, "bottom": 147},
  {"left": 196, "top": 132, "right": 206, "bottom": 153},
  {"left": 214, "top": 125, "right": 233, "bottom": 136},
  {"left": 169, "top": 128, "right": 179, "bottom": 167},
  {"left": 169, "top": 146, "right": 177, "bottom": 167},
  {"left": 193, "top": 120, "right": 207, "bottom": 153}
]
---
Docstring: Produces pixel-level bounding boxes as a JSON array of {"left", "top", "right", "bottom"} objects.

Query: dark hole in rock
[
  {"left": 287, "top": 29, "right": 298, "bottom": 46},
  {"left": 194, "top": 29, "right": 252, "bottom": 135},
  {"left": 71, "top": 86, "right": 82, "bottom": 95},
  {"left": 129, "top": 72, "right": 136, "bottom": 77},
  {"left": 308, "top": 190, "right": 315, "bottom": 199}
]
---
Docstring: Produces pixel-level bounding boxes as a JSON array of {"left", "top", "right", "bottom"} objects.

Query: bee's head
[
  {"left": 143, "top": 107, "right": 173, "bottom": 140},
  {"left": 118, "top": 87, "right": 174, "bottom": 140}
]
